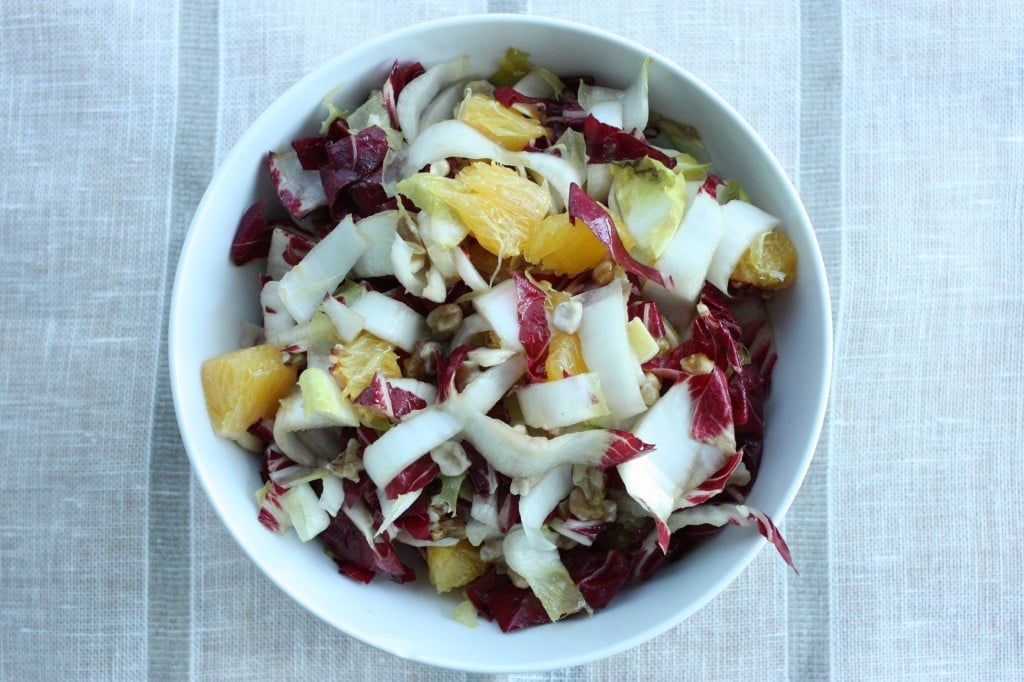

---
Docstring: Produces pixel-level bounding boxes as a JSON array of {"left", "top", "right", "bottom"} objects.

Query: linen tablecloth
[{"left": 2, "top": 1, "right": 1021, "bottom": 679}]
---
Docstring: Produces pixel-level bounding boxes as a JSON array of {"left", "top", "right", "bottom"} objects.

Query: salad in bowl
[
  {"left": 200, "top": 47, "right": 797, "bottom": 632},
  {"left": 171, "top": 14, "right": 830, "bottom": 673}
]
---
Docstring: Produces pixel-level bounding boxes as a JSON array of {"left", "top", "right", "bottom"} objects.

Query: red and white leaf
[
  {"left": 568, "top": 183, "right": 669, "bottom": 288},
  {"left": 268, "top": 150, "right": 327, "bottom": 221},
  {"left": 512, "top": 272, "right": 551, "bottom": 380},
  {"left": 665, "top": 503, "right": 796, "bottom": 572}
]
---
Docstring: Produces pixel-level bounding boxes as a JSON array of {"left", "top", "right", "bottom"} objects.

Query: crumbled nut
[
  {"left": 551, "top": 300, "right": 583, "bottom": 334},
  {"left": 569, "top": 465, "right": 611, "bottom": 521},
  {"left": 483, "top": 331, "right": 502, "bottom": 348},
  {"left": 430, "top": 441, "right": 470, "bottom": 476},
  {"left": 656, "top": 336, "right": 672, "bottom": 354},
  {"left": 599, "top": 499, "right": 617, "bottom": 522},
  {"left": 401, "top": 352, "right": 427, "bottom": 380},
  {"left": 679, "top": 352, "right": 715, "bottom": 376},
  {"left": 430, "top": 517, "right": 468, "bottom": 541},
  {"left": 402, "top": 340, "right": 441, "bottom": 380},
  {"left": 426, "top": 303, "right": 464, "bottom": 339},
  {"left": 640, "top": 372, "right": 662, "bottom": 406},
  {"left": 592, "top": 258, "right": 615, "bottom": 286}
]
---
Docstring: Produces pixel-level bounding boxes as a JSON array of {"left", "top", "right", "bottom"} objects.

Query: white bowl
[{"left": 170, "top": 14, "right": 831, "bottom": 673}]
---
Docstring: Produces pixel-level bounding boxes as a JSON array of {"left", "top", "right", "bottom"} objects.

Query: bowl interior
[{"left": 169, "top": 14, "right": 831, "bottom": 674}]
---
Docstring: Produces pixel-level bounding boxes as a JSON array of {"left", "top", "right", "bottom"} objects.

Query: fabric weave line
[
  {"left": 146, "top": 1, "right": 219, "bottom": 679},
  {"left": 788, "top": 0, "right": 842, "bottom": 679},
  {"left": 487, "top": 0, "right": 531, "bottom": 13}
]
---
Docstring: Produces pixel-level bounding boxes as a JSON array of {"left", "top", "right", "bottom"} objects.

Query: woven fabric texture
[{"left": 1, "top": 1, "right": 1020, "bottom": 680}]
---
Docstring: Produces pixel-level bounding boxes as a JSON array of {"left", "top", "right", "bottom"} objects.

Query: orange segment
[
  {"left": 523, "top": 212, "right": 607, "bottom": 276},
  {"left": 448, "top": 162, "right": 551, "bottom": 258},
  {"left": 731, "top": 228, "right": 798, "bottom": 290},
  {"left": 426, "top": 540, "right": 489, "bottom": 593},
  {"left": 456, "top": 93, "right": 548, "bottom": 151},
  {"left": 201, "top": 344, "right": 297, "bottom": 440},
  {"left": 545, "top": 331, "right": 588, "bottom": 381},
  {"left": 330, "top": 332, "right": 401, "bottom": 400}
]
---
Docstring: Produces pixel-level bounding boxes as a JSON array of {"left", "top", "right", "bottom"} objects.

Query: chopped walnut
[
  {"left": 568, "top": 465, "right": 616, "bottom": 521},
  {"left": 551, "top": 300, "right": 583, "bottom": 334},
  {"left": 430, "top": 441, "right": 470, "bottom": 476},
  {"left": 639, "top": 372, "right": 662, "bottom": 406},
  {"left": 426, "top": 303, "right": 464, "bottom": 339},
  {"left": 401, "top": 339, "right": 441, "bottom": 380},
  {"left": 591, "top": 258, "right": 615, "bottom": 286},
  {"left": 430, "top": 517, "right": 468, "bottom": 541},
  {"left": 680, "top": 352, "right": 715, "bottom": 376}
]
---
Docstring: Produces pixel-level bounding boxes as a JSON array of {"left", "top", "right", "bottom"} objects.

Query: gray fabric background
[{"left": 1, "top": 1, "right": 1021, "bottom": 679}]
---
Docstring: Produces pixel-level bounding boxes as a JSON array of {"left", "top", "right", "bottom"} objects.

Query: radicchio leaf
[
  {"left": 598, "top": 430, "right": 655, "bottom": 469},
  {"left": 291, "top": 119, "right": 351, "bottom": 171},
  {"left": 437, "top": 345, "right": 474, "bottom": 401},
  {"left": 665, "top": 503, "right": 796, "bottom": 572},
  {"left": 493, "top": 86, "right": 561, "bottom": 120},
  {"left": 320, "top": 503, "right": 417, "bottom": 584},
  {"left": 391, "top": 488, "right": 432, "bottom": 541},
  {"left": 627, "top": 299, "right": 667, "bottom": 340},
  {"left": 726, "top": 292, "right": 777, "bottom": 438},
  {"left": 269, "top": 150, "right": 328, "bottom": 221},
  {"left": 383, "top": 60, "right": 426, "bottom": 130},
  {"left": 494, "top": 85, "right": 586, "bottom": 141},
  {"left": 280, "top": 229, "right": 315, "bottom": 266},
  {"left": 467, "top": 546, "right": 635, "bottom": 631},
  {"left": 230, "top": 200, "right": 273, "bottom": 265},
  {"left": 687, "top": 366, "right": 736, "bottom": 452},
  {"left": 465, "top": 442, "right": 499, "bottom": 496},
  {"left": 246, "top": 418, "right": 275, "bottom": 447},
  {"left": 384, "top": 454, "right": 440, "bottom": 499},
  {"left": 292, "top": 137, "right": 330, "bottom": 171},
  {"left": 354, "top": 372, "right": 429, "bottom": 421},
  {"left": 320, "top": 125, "right": 391, "bottom": 221},
  {"left": 548, "top": 517, "right": 607, "bottom": 546},
  {"left": 511, "top": 272, "right": 551, "bottom": 380},
  {"left": 256, "top": 480, "right": 290, "bottom": 533},
  {"left": 342, "top": 472, "right": 375, "bottom": 510},
  {"left": 582, "top": 115, "right": 677, "bottom": 168},
  {"left": 680, "top": 451, "right": 742, "bottom": 507},
  {"left": 648, "top": 283, "right": 742, "bottom": 374},
  {"left": 466, "top": 570, "right": 551, "bottom": 633},
  {"left": 563, "top": 547, "right": 633, "bottom": 610},
  {"left": 567, "top": 183, "right": 669, "bottom": 288},
  {"left": 699, "top": 172, "right": 724, "bottom": 199}
]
